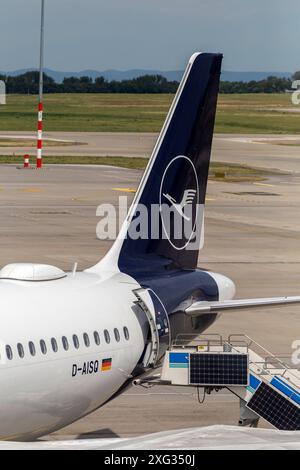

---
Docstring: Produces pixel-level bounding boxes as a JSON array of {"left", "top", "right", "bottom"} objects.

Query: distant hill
[
  {"left": 221, "top": 71, "right": 292, "bottom": 82},
  {"left": 0, "top": 68, "right": 293, "bottom": 83}
]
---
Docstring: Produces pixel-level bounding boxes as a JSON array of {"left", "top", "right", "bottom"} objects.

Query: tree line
[{"left": 0, "top": 70, "right": 299, "bottom": 94}]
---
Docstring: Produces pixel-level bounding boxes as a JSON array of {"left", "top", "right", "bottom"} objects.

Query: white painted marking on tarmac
[
  {"left": 0, "top": 134, "right": 73, "bottom": 143},
  {"left": 253, "top": 182, "right": 275, "bottom": 188}
]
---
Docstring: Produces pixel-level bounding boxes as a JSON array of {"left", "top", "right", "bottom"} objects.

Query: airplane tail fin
[{"left": 92, "top": 52, "right": 223, "bottom": 275}]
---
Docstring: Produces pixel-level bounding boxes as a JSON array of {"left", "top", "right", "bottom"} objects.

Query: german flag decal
[{"left": 101, "top": 358, "right": 112, "bottom": 372}]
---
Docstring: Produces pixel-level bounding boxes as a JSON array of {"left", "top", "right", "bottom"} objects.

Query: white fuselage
[
  {"left": 0, "top": 271, "right": 148, "bottom": 441},
  {"left": 0, "top": 268, "right": 235, "bottom": 441}
]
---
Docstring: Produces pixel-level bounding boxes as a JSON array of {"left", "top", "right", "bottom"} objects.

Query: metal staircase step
[{"left": 246, "top": 381, "right": 300, "bottom": 430}]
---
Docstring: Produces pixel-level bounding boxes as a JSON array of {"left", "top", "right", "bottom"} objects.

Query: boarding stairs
[{"left": 134, "top": 334, "right": 300, "bottom": 430}]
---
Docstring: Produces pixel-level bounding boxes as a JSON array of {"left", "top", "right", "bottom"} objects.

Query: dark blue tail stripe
[{"left": 118, "top": 53, "right": 223, "bottom": 275}]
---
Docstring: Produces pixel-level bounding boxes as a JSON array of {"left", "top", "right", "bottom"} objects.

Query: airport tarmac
[
  {"left": 2, "top": 131, "right": 300, "bottom": 173},
  {"left": 0, "top": 153, "right": 299, "bottom": 440}
]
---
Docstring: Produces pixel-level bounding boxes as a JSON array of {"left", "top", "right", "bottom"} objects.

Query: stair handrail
[
  {"left": 172, "top": 333, "right": 223, "bottom": 350},
  {"left": 171, "top": 333, "right": 300, "bottom": 394},
  {"left": 227, "top": 334, "right": 300, "bottom": 391}
]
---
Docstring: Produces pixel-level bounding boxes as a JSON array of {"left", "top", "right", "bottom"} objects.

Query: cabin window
[
  {"left": 29, "top": 342, "right": 36, "bottom": 357},
  {"left": 114, "top": 328, "right": 120, "bottom": 342},
  {"left": 17, "top": 343, "right": 25, "bottom": 359},
  {"left": 123, "top": 327, "right": 130, "bottom": 341},
  {"left": 73, "top": 335, "right": 79, "bottom": 350},
  {"left": 94, "top": 331, "right": 100, "bottom": 346},
  {"left": 6, "top": 345, "right": 13, "bottom": 361},
  {"left": 62, "top": 336, "right": 69, "bottom": 351},
  {"left": 51, "top": 338, "right": 58, "bottom": 353},
  {"left": 40, "top": 340, "right": 47, "bottom": 355},
  {"left": 83, "top": 333, "right": 90, "bottom": 347},
  {"left": 104, "top": 330, "right": 110, "bottom": 344}
]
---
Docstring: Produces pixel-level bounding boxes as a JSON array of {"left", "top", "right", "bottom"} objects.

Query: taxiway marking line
[
  {"left": 253, "top": 182, "right": 275, "bottom": 188},
  {"left": 21, "top": 188, "right": 44, "bottom": 193},
  {"left": 112, "top": 187, "right": 137, "bottom": 193}
]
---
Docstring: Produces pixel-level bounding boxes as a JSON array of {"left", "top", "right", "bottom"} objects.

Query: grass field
[
  {"left": 0, "top": 155, "right": 148, "bottom": 170},
  {"left": 0, "top": 155, "right": 276, "bottom": 182},
  {"left": 0, "top": 93, "right": 299, "bottom": 134}
]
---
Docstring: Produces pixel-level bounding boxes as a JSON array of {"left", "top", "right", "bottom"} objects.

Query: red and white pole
[
  {"left": 36, "top": 102, "right": 43, "bottom": 169},
  {"left": 36, "top": 0, "right": 45, "bottom": 169},
  {"left": 24, "top": 154, "right": 30, "bottom": 169}
]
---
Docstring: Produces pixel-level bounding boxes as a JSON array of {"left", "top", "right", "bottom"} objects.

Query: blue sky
[{"left": 0, "top": 0, "right": 299, "bottom": 72}]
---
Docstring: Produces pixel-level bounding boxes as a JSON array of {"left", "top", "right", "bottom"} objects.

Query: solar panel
[
  {"left": 247, "top": 382, "right": 300, "bottom": 430},
  {"left": 189, "top": 353, "right": 248, "bottom": 386}
]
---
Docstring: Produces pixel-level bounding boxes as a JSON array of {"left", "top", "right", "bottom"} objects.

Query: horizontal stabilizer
[{"left": 185, "top": 296, "right": 300, "bottom": 316}]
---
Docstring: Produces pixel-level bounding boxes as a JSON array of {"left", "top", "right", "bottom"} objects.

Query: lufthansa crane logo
[
  {"left": 163, "top": 189, "right": 197, "bottom": 221},
  {"left": 159, "top": 155, "right": 199, "bottom": 251}
]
